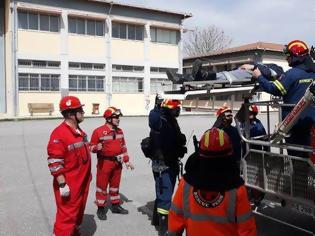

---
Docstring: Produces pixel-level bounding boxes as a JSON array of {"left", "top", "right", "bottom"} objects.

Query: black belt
[{"left": 98, "top": 156, "right": 117, "bottom": 161}]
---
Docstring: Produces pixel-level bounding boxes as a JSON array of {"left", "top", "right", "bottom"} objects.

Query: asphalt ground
[{"left": 0, "top": 114, "right": 314, "bottom": 236}]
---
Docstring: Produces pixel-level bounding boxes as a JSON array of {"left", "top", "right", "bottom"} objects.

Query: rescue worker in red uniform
[
  {"left": 168, "top": 128, "right": 257, "bottom": 236},
  {"left": 47, "top": 96, "right": 92, "bottom": 236},
  {"left": 90, "top": 106, "right": 134, "bottom": 220}
]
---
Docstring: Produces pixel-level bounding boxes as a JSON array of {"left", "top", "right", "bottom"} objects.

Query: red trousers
[
  {"left": 53, "top": 180, "right": 90, "bottom": 236},
  {"left": 95, "top": 159, "right": 122, "bottom": 206}
]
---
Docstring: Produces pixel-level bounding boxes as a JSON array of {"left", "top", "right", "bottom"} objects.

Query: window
[
  {"left": 150, "top": 79, "right": 172, "bottom": 93},
  {"left": 112, "top": 77, "right": 143, "bottom": 93},
  {"left": 18, "top": 11, "right": 28, "bottom": 29},
  {"left": 18, "top": 74, "right": 60, "bottom": 91},
  {"left": 69, "top": 62, "right": 105, "bottom": 70},
  {"left": 18, "top": 60, "right": 60, "bottom": 68},
  {"left": 28, "top": 13, "right": 38, "bottom": 30},
  {"left": 150, "top": 27, "right": 179, "bottom": 44},
  {"left": 18, "top": 11, "right": 60, "bottom": 32},
  {"left": 150, "top": 67, "right": 177, "bottom": 74},
  {"left": 40, "top": 15, "right": 49, "bottom": 31},
  {"left": 112, "top": 64, "right": 144, "bottom": 72},
  {"left": 112, "top": 22, "right": 144, "bottom": 40},
  {"left": 68, "top": 17, "right": 105, "bottom": 36},
  {"left": 69, "top": 75, "right": 105, "bottom": 92}
]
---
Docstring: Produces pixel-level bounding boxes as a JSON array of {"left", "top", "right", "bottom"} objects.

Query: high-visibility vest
[{"left": 168, "top": 178, "right": 257, "bottom": 236}]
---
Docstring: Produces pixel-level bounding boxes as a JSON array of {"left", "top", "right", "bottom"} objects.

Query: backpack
[{"left": 140, "top": 137, "right": 152, "bottom": 158}]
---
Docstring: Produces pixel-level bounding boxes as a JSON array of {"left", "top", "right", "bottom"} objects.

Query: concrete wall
[
  {"left": 112, "top": 39, "right": 144, "bottom": 61},
  {"left": 68, "top": 35, "right": 106, "bottom": 59},
  {"left": 0, "top": 1, "right": 5, "bottom": 113},
  {"left": 150, "top": 43, "right": 179, "bottom": 66},
  {"left": 18, "top": 30, "right": 61, "bottom": 55}
]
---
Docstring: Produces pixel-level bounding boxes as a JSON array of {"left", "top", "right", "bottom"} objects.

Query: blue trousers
[{"left": 153, "top": 167, "right": 178, "bottom": 214}]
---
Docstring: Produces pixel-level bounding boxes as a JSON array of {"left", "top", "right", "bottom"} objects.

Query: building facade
[
  {"left": 182, "top": 42, "right": 289, "bottom": 111},
  {"left": 1, "top": 0, "right": 191, "bottom": 118}
]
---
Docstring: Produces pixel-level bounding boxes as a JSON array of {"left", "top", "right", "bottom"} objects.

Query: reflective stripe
[
  {"left": 218, "top": 129, "right": 224, "bottom": 146},
  {"left": 110, "top": 195, "right": 120, "bottom": 200},
  {"left": 170, "top": 203, "right": 183, "bottom": 216},
  {"left": 182, "top": 181, "right": 239, "bottom": 224},
  {"left": 183, "top": 181, "right": 190, "bottom": 218},
  {"left": 99, "top": 136, "right": 113, "bottom": 141},
  {"left": 109, "top": 187, "right": 119, "bottom": 192},
  {"left": 47, "top": 158, "right": 64, "bottom": 164},
  {"left": 236, "top": 211, "right": 253, "bottom": 223},
  {"left": 299, "top": 78, "right": 313, "bottom": 84},
  {"left": 116, "top": 134, "right": 124, "bottom": 139},
  {"left": 204, "top": 130, "right": 210, "bottom": 148},
  {"left": 49, "top": 165, "right": 63, "bottom": 173},
  {"left": 68, "top": 141, "right": 85, "bottom": 151},
  {"left": 96, "top": 199, "right": 106, "bottom": 204},
  {"left": 227, "top": 188, "right": 236, "bottom": 223},
  {"left": 273, "top": 80, "right": 286, "bottom": 95},
  {"left": 96, "top": 187, "right": 106, "bottom": 193},
  {"left": 157, "top": 208, "right": 169, "bottom": 215}
]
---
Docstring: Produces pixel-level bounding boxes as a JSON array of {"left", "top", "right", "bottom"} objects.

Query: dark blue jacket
[
  {"left": 222, "top": 125, "right": 242, "bottom": 161},
  {"left": 249, "top": 119, "right": 266, "bottom": 138},
  {"left": 257, "top": 66, "right": 315, "bottom": 121},
  {"left": 149, "top": 107, "right": 186, "bottom": 166}
]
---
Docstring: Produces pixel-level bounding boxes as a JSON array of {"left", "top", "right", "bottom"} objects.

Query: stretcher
[{"left": 160, "top": 79, "right": 315, "bottom": 234}]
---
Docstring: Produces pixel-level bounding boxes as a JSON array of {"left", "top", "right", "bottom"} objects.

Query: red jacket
[
  {"left": 168, "top": 178, "right": 257, "bottom": 236},
  {"left": 90, "top": 124, "right": 129, "bottom": 162},
  {"left": 47, "top": 122, "right": 92, "bottom": 196}
]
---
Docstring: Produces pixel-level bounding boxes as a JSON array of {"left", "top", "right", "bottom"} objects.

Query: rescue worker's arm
[
  {"left": 235, "top": 185, "right": 257, "bottom": 236},
  {"left": 90, "top": 129, "right": 102, "bottom": 153},
  {"left": 254, "top": 70, "right": 294, "bottom": 97},
  {"left": 168, "top": 179, "right": 185, "bottom": 235},
  {"left": 119, "top": 132, "right": 134, "bottom": 170},
  {"left": 149, "top": 108, "right": 164, "bottom": 160},
  {"left": 47, "top": 132, "right": 66, "bottom": 177},
  {"left": 47, "top": 132, "right": 70, "bottom": 197}
]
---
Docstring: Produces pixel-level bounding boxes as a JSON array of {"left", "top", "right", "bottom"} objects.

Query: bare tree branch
[{"left": 184, "top": 25, "right": 232, "bottom": 57}]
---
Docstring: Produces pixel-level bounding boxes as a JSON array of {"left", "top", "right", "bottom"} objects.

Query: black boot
[
  {"left": 111, "top": 204, "right": 129, "bottom": 214},
  {"left": 151, "top": 201, "right": 159, "bottom": 227},
  {"left": 158, "top": 213, "right": 168, "bottom": 236},
  {"left": 96, "top": 206, "right": 108, "bottom": 220}
]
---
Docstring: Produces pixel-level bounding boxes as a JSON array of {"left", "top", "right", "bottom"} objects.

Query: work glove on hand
[{"left": 59, "top": 184, "right": 70, "bottom": 198}]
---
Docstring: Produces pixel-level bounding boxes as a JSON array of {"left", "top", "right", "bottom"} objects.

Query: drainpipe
[
  {"left": 11, "top": 0, "right": 18, "bottom": 117},
  {"left": 105, "top": 1, "right": 114, "bottom": 107}
]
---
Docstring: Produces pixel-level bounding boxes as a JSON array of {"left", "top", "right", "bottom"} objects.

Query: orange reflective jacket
[{"left": 168, "top": 178, "right": 257, "bottom": 236}]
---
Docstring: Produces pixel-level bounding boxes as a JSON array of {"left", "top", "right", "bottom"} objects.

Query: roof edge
[
  {"left": 88, "top": 0, "right": 192, "bottom": 19},
  {"left": 184, "top": 42, "right": 284, "bottom": 60}
]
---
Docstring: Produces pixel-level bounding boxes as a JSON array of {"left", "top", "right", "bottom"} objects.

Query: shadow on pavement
[
  {"left": 81, "top": 214, "right": 97, "bottom": 236},
  {"left": 137, "top": 200, "right": 155, "bottom": 222}
]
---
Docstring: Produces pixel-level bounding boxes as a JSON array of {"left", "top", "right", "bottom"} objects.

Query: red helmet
[
  {"left": 199, "top": 128, "right": 233, "bottom": 158},
  {"left": 284, "top": 40, "right": 309, "bottom": 57},
  {"left": 216, "top": 104, "right": 232, "bottom": 117},
  {"left": 161, "top": 99, "right": 181, "bottom": 109},
  {"left": 103, "top": 106, "right": 122, "bottom": 119},
  {"left": 59, "top": 96, "right": 84, "bottom": 112},
  {"left": 249, "top": 105, "right": 258, "bottom": 115}
]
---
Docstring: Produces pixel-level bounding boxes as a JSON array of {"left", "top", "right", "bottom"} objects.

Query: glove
[{"left": 59, "top": 184, "right": 70, "bottom": 198}]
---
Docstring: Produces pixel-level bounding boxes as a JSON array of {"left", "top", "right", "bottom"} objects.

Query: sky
[{"left": 119, "top": 0, "right": 315, "bottom": 48}]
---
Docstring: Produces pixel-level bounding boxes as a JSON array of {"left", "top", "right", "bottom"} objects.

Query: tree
[{"left": 184, "top": 25, "right": 232, "bottom": 57}]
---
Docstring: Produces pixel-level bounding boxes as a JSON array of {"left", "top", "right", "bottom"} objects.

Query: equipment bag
[{"left": 140, "top": 136, "right": 152, "bottom": 158}]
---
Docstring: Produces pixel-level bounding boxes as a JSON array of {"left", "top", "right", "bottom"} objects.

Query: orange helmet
[
  {"left": 103, "top": 106, "right": 122, "bottom": 119},
  {"left": 199, "top": 128, "right": 233, "bottom": 158},
  {"left": 161, "top": 99, "right": 181, "bottom": 109},
  {"left": 249, "top": 105, "right": 258, "bottom": 115},
  {"left": 284, "top": 40, "right": 309, "bottom": 57},
  {"left": 59, "top": 96, "right": 84, "bottom": 112},
  {"left": 216, "top": 104, "right": 232, "bottom": 117}
]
